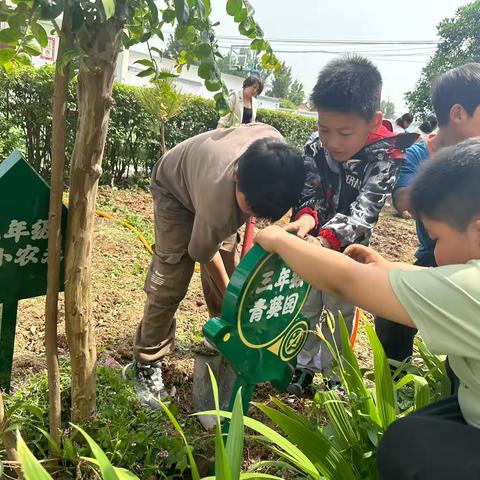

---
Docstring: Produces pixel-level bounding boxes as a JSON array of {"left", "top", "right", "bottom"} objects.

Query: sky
[{"left": 208, "top": 0, "right": 471, "bottom": 114}]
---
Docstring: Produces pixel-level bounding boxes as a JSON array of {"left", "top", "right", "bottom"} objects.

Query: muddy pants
[
  {"left": 296, "top": 288, "right": 355, "bottom": 375},
  {"left": 133, "top": 188, "right": 237, "bottom": 364}
]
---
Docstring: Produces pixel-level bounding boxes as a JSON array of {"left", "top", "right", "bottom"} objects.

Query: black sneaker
[
  {"left": 122, "top": 361, "right": 168, "bottom": 409},
  {"left": 287, "top": 369, "right": 315, "bottom": 397}
]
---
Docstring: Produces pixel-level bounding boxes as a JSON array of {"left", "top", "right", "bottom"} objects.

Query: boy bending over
[
  {"left": 256, "top": 137, "right": 480, "bottom": 480},
  {"left": 127, "top": 124, "right": 305, "bottom": 408}
]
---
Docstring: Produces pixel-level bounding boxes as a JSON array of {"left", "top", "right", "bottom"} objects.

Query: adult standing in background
[
  {"left": 393, "top": 112, "right": 414, "bottom": 134},
  {"left": 217, "top": 75, "right": 264, "bottom": 128}
]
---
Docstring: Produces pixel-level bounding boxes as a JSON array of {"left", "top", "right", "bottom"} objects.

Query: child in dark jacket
[{"left": 285, "top": 55, "right": 417, "bottom": 395}]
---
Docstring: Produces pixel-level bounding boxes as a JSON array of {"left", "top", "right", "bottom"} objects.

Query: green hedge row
[{"left": 0, "top": 66, "right": 317, "bottom": 185}]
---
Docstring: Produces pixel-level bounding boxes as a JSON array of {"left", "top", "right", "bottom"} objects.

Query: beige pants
[
  {"left": 133, "top": 198, "right": 238, "bottom": 363},
  {"left": 296, "top": 288, "right": 355, "bottom": 375}
]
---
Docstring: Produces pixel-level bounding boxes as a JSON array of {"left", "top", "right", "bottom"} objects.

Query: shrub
[{"left": 0, "top": 66, "right": 317, "bottom": 186}]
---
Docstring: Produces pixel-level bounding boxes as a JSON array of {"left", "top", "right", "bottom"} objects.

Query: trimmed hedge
[{"left": 0, "top": 66, "right": 317, "bottom": 185}]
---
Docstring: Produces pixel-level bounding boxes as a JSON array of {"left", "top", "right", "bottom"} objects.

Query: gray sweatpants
[{"left": 296, "top": 288, "right": 355, "bottom": 375}]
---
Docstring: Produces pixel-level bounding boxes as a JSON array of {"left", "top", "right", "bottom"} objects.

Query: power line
[{"left": 215, "top": 34, "right": 437, "bottom": 46}]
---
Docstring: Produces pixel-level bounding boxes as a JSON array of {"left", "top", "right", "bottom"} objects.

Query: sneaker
[
  {"left": 122, "top": 361, "right": 168, "bottom": 409},
  {"left": 287, "top": 369, "right": 315, "bottom": 397}
]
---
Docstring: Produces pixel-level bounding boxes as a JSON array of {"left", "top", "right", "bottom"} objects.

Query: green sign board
[
  {"left": 203, "top": 243, "right": 311, "bottom": 415},
  {"left": 0, "top": 150, "right": 67, "bottom": 390}
]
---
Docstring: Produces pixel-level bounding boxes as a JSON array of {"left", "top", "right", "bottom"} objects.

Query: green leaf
[
  {"left": 366, "top": 323, "right": 397, "bottom": 429},
  {"left": 145, "top": 0, "right": 159, "bottom": 26},
  {"left": 198, "top": 61, "right": 213, "bottom": 80},
  {"left": 226, "top": 388, "right": 245, "bottom": 479},
  {"left": 233, "top": 8, "right": 247, "bottom": 22},
  {"left": 134, "top": 58, "right": 154, "bottom": 67},
  {"left": 226, "top": 0, "right": 242, "bottom": 16},
  {"left": 199, "top": 410, "right": 321, "bottom": 479},
  {"left": 23, "top": 37, "right": 42, "bottom": 56},
  {"left": 72, "top": 424, "right": 117, "bottom": 480},
  {"left": 159, "top": 401, "right": 201, "bottom": 480},
  {"left": 36, "top": 428, "right": 63, "bottom": 457},
  {"left": 101, "top": 0, "right": 116, "bottom": 20},
  {"left": 39, "top": 0, "right": 64, "bottom": 20},
  {"left": 194, "top": 42, "right": 211, "bottom": 58},
  {"left": 174, "top": 0, "right": 189, "bottom": 24},
  {"left": 157, "top": 71, "right": 178, "bottom": 79},
  {"left": 162, "top": 8, "right": 176, "bottom": 23},
  {"left": 0, "top": 28, "right": 22, "bottom": 45},
  {"left": 136, "top": 67, "right": 155, "bottom": 78},
  {"left": 0, "top": 47, "right": 16, "bottom": 64},
  {"left": 250, "top": 38, "right": 266, "bottom": 52},
  {"left": 205, "top": 79, "right": 223, "bottom": 92},
  {"left": 17, "top": 432, "right": 53, "bottom": 480},
  {"left": 31, "top": 22, "right": 48, "bottom": 48},
  {"left": 7, "top": 13, "right": 27, "bottom": 31},
  {"left": 254, "top": 403, "right": 355, "bottom": 479}
]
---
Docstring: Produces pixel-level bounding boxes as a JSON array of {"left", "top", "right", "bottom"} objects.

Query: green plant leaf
[
  {"left": 198, "top": 61, "right": 214, "bottom": 80},
  {"left": 254, "top": 403, "right": 355, "bottom": 479},
  {"left": 174, "top": 0, "right": 189, "bottom": 24},
  {"left": 0, "top": 28, "right": 22, "bottom": 45},
  {"left": 23, "top": 37, "right": 42, "bottom": 56},
  {"left": 136, "top": 67, "right": 155, "bottom": 78},
  {"left": 226, "top": 0, "right": 242, "bottom": 16},
  {"left": 145, "top": 0, "right": 159, "bottom": 26},
  {"left": 0, "top": 47, "right": 16, "bottom": 64},
  {"left": 162, "top": 8, "right": 176, "bottom": 23},
  {"left": 159, "top": 400, "right": 201, "bottom": 480},
  {"left": 16, "top": 432, "right": 53, "bottom": 480},
  {"left": 194, "top": 42, "right": 211, "bottom": 58},
  {"left": 225, "top": 388, "right": 244, "bottom": 480},
  {"left": 72, "top": 424, "right": 118, "bottom": 480},
  {"left": 101, "top": 0, "right": 116, "bottom": 19},
  {"left": 134, "top": 58, "right": 154, "bottom": 67},
  {"left": 31, "top": 23, "right": 48, "bottom": 48},
  {"left": 196, "top": 410, "right": 321, "bottom": 480},
  {"left": 366, "top": 323, "right": 397, "bottom": 429},
  {"left": 205, "top": 79, "right": 222, "bottom": 92},
  {"left": 36, "top": 427, "right": 63, "bottom": 457},
  {"left": 39, "top": 0, "right": 64, "bottom": 20}
]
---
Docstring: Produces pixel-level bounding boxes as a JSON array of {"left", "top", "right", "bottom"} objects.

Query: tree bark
[
  {"left": 45, "top": 11, "right": 72, "bottom": 447},
  {"left": 64, "top": 19, "right": 124, "bottom": 422}
]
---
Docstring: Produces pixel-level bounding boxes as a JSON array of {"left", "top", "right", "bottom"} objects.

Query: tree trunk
[
  {"left": 64, "top": 20, "right": 124, "bottom": 422},
  {"left": 45, "top": 12, "right": 72, "bottom": 447}
]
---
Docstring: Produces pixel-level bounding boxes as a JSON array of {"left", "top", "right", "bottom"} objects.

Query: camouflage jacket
[{"left": 293, "top": 127, "right": 418, "bottom": 251}]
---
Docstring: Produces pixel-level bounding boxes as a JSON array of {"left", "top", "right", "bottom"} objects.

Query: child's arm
[
  {"left": 203, "top": 251, "right": 230, "bottom": 295},
  {"left": 255, "top": 226, "right": 415, "bottom": 328},
  {"left": 318, "top": 155, "right": 400, "bottom": 250},
  {"left": 345, "top": 244, "right": 424, "bottom": 272}
]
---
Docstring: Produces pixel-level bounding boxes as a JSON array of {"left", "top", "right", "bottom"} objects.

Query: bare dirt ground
[{"left": 11, "top": 188, "right": 418, "bottom": 412}]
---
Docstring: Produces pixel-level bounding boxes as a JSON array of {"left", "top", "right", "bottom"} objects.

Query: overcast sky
[{"left": 209, "top": 0, "right": 470, "bottom": 115}]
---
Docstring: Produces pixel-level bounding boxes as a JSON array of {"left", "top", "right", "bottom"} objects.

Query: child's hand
[
  {"left": 284, "top": 214, "right": 316, "bottom": 238},
  {"left": 344, "top": 244, "right": 389, "bottom": 267},
  {"left": 255, "top": 225, "right": 287, "bottom": 253}
]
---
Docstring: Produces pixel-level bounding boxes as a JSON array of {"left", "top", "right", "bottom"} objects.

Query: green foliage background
[{"left": 0, "top": 66, "right": 316, "bottom": 185}]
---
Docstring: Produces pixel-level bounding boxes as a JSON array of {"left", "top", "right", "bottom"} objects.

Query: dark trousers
[
  {"left": 375, "top": 256, "right": 435, "bottom": 363},
  {"left": 377, "top": 396, "right": 480, "bottom": 479}
]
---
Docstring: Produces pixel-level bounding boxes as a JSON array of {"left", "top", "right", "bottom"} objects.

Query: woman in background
[{"left": 217, "top": 75, "right": 264, "bottom": 128}]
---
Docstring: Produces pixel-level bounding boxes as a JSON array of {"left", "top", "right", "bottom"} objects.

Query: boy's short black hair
[
  {"left": 243, "top": 75, "right": 264, "bottom": 95},
  {"left": 419, "top": 115, "right": 438, "bottom": 134},
  {"left": 431, "top": 63, "right": 480, "bottom": 127},
  {"left": 410, "top": 137, "right": 480, "bottom": 230},
  {"left": 396, "top": 112, "right": 414, "bottom": 126},
  {"left": 236, "top": 138, "right": 305, "bottom": 221},
  {"left": 310, "top": 54, "right": 382, "bottom": 120}
]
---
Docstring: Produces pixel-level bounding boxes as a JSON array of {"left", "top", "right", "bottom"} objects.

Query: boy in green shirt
[{"left": 255, "top": 137, "right": 480, "bottom": 479}]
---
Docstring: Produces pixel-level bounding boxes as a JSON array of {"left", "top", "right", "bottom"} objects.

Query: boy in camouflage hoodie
[{"left": 286, "top": 55, "right": 417, "bottom": 395}]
